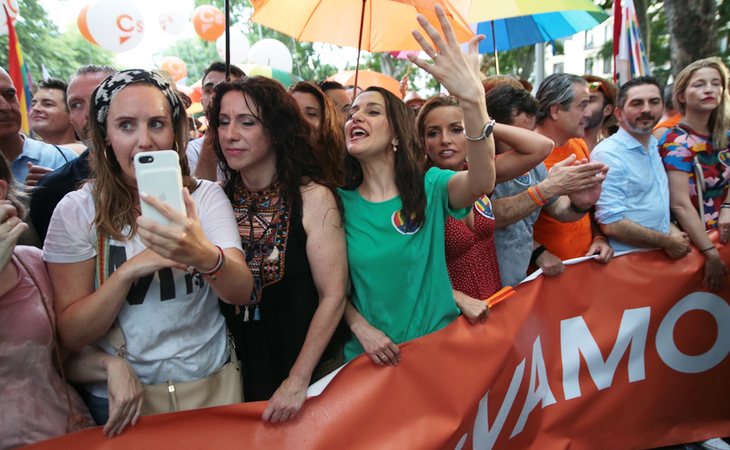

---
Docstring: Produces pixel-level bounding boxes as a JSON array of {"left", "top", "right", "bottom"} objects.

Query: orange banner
[{"left": 28, "top": 237, "right": 730, "bottom": 450}]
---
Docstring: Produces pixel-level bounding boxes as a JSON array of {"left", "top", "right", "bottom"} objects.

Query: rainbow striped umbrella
[
  {"left": 461, "top": 0, "right": 605, "bottom": 22},
  {"left": 240, "top": 63, "right": 301, "bottom": 88},
  {"left": 476, "top": 10, "right": 609, "bottom": 53}
]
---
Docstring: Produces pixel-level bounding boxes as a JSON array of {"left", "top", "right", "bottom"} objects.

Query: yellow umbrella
[
  {"left": 328, "top": 70, "right": 402, "bottom": 99},
  {"left": 251, "top": 0, "right": 474, "bottom": 52},
  {"left": 454, "top": 0, "right": 605, "bottom": 22},
  {"left": 186, "top": 102, "right": 203, "bottom": 115}
]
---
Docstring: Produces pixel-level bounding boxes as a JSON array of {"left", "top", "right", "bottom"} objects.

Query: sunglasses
[{"left": 588, "top": 81, "right": 605, "bottom": 94}]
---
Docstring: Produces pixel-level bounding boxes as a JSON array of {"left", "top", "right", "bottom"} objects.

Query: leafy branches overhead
[{"left": 188, "top": 0, "right": 338, "bottom": 82}]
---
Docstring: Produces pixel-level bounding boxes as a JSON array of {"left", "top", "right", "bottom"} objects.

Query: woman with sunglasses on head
[
  {"left": 43, "top": 70, "right": 253, "bottom": 426},
  {"left": 340, "top": 8, "right": 495, "bottom": 366},
  {"left": 207, "top": 76, "right": 347, "bottom": 423},
  {"left": 660, "top": 57, "right": 730, "bottom": 292}
]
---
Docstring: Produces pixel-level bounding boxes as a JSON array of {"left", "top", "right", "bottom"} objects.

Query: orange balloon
[
  {"left": 76, "top": 0, "right": 145, "bottom": 52},
  {"left": 188, "top": 79, "right": 203, "bottom": 104},
  {"left": 77, "top": 4, "right": 98, "bottom": 45},
  {"left": 191, "top": 5, "right": 224, "bottom": 41},
  {"left": 159, "top": 56, "right": 187, "bottom": 82}
]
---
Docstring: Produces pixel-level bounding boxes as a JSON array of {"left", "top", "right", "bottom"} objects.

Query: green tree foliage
[
  {"left": 188, "top": 0, "right": 338, "bottom": 82},
  {"left": 0, "top": 0, "right": 114, "bottom": 82},
  {"left": 482, "top": 46, "right": 536, "bottom": 81},
  {"left": 591, "top": 0, "right": 728, "bottom": 84}
]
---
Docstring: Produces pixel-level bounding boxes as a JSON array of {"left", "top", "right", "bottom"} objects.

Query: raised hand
[{"left": 407, "top": 5, "right": 484, "bottom": 102}]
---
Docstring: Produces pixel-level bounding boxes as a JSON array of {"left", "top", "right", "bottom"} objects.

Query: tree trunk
[
  {"left": 664, "top": 0, "right": 718, "bottom": 77},
  {"left": 518, "top": 46, "right": 535, "bottom": 81}
]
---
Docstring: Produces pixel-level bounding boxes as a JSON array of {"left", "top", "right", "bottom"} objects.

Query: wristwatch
[
  {"left": 569, "top": 201, "right": 591, "bottom": 214},
  {"left": 464, "top": 118, "right": 496, "bottom": 141}
]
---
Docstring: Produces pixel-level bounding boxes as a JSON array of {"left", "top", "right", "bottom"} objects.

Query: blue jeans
[{"left": 79, "top": 388, "right": 109, "bottom": 425}]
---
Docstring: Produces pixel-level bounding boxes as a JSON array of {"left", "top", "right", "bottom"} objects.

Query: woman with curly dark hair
[
  {"left": 208, "top": 76, "right": 347, "bottom": 423},
  {"left": 290, "top": 81, "right": 345, "bottom": 186}
]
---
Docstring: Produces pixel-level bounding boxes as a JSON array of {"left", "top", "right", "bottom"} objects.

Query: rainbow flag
[
  {"left": 612, "top": 0, "right": 651, "bottom": 86},
  {"left": 4, "top": 4, "right": 32, "bottom": 134}
]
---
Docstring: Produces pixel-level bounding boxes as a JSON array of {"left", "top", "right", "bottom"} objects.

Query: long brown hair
[
  {"left": 673, "top": 57, "right": 730, "bottom": 150},
  {"left": 343, "top": 86, "right": 426, "bottom": 226},
  {"left": 290, "top": 81, "right": 345, "bottom": 186},
  {"left": 415, "top": 95, "right": 461, "bottom": 170},
  {"left": 208, "top": 76, "right": 341, "bottom": 215},
  {"left": 88, "top": 80, "right": 194, "bottom": 241}
]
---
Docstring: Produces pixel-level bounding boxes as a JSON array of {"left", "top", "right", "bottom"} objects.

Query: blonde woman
[{"left": 660, "top": 57, "right": 730, "bottom": 291}]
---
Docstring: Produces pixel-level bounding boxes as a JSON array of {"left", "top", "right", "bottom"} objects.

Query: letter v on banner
[
  {"left": 510, "top": 336, "right": 557, "bottom": 438},
  {"left": 468, "top": 360, "right": 526, "bottom": 450},
  {"left": 560, "top": 307, "right": 650, "bottom": 400}
]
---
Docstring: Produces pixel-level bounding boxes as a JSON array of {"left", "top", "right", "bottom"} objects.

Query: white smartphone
[{"left": 134, "top": 150, "right": 186, "bottom": 226}]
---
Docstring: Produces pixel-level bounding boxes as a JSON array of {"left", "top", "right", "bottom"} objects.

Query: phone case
[{"left": 134, "top": 150, "right": 186, "bottom": 226}]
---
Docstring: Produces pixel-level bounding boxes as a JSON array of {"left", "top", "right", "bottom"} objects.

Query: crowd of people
[{"left": 1, "top": 7, "right": 729, "bottom": 449}]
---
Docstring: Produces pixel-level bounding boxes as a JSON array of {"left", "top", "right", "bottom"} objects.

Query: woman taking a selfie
[{"left": 43, "top": 69, "right": 253, "bottom": 425}]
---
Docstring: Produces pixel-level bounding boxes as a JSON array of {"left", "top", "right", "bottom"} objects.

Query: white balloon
[
  {"left": 159, "top": 10, "right": 186, "bottom": 35},
  {"left": 81, "top": 0, "right": 145, "bottom": 53},
  {"left": 216, "top": 27, "right": 250, "bottom": 65},
  {"left": 247, "top": 39, "right": 293, "bottom": 73},
  {"left": 0, "top": 0, "right": 20, "bottom": 36}
]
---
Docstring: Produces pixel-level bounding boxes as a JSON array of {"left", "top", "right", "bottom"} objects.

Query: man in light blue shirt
[
  {"left": 11, "top": 136, "right": 76, "bottom": 185},
  {"left": 592, "top": 76, "right": 690, "bottom": 258},
  {"left": 0, "top": 67, "right": 76, "bottom": 185}
]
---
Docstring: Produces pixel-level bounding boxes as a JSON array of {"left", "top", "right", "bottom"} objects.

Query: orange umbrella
[
  {"left": 328, "top": 70, "right": 402, "bottom": 99},
  {"left": 251, "top": 0, "right": 474, "bottom": 94},
  {"left": 250, "top": 0, "right": 474, "bottom": 52}
]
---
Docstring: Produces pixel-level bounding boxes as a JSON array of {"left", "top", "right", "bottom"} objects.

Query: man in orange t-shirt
[
  {"left": 531, "top": 74, "right": 614, "bottom": 274},
  {"left": 652, "top": 83, "right": 681, "bottom": 140}
]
